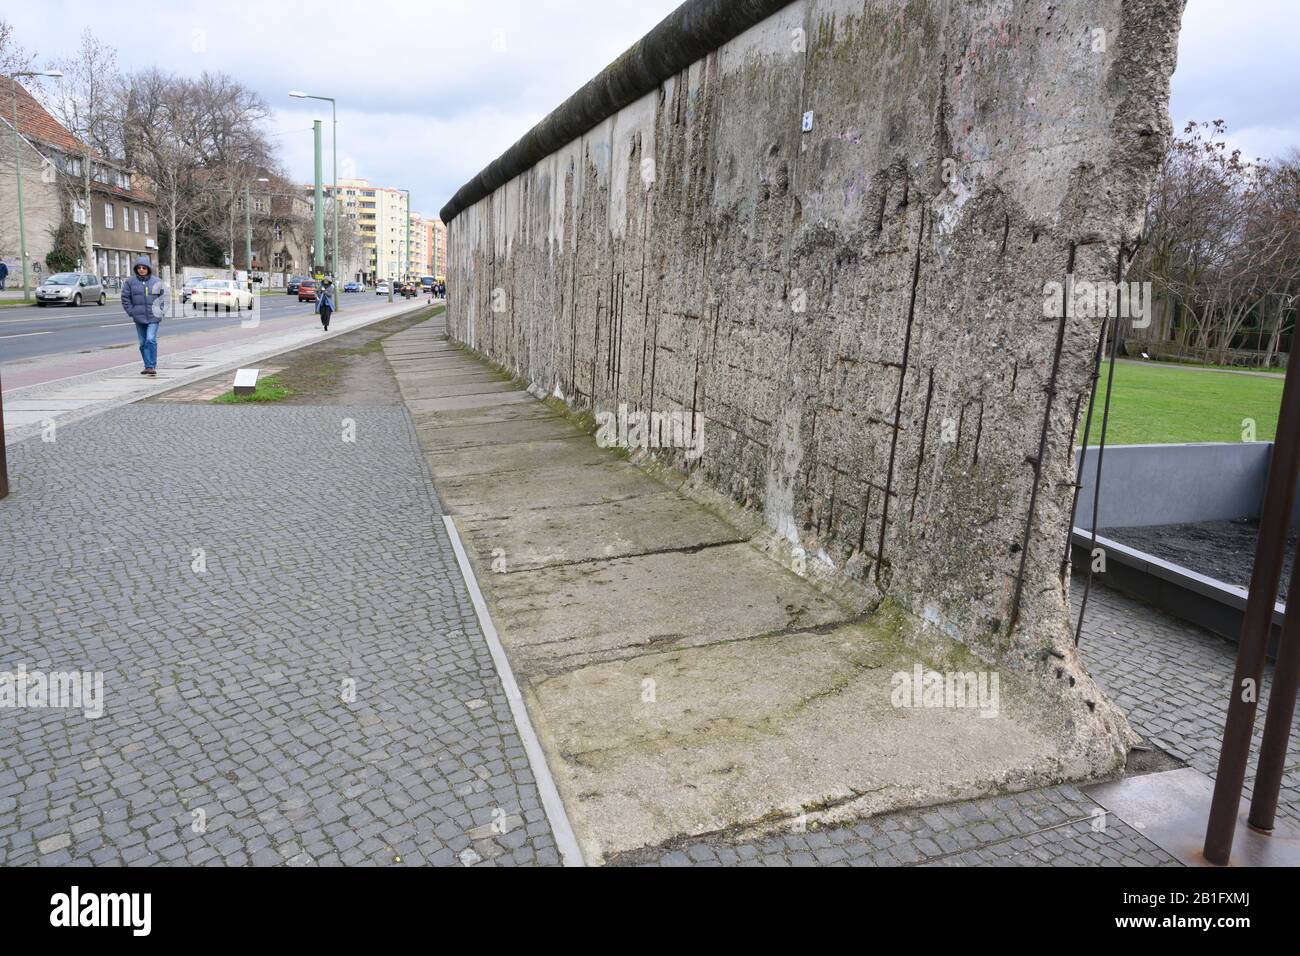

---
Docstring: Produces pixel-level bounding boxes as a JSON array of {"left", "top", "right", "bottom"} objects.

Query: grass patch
[
  {"left": 212, "top": 374, "right": 293, "bottom": 404},
  {"left": 1086, "top": 360, "right": 1283, "bottom": 445}
]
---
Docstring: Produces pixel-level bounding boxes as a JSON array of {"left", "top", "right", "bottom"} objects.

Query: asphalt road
[{"left": 0, "top": 291, "right": 387, "bottom": 363}]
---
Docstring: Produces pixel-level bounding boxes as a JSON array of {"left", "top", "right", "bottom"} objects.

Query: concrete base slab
[
  {"left": 402, "top": 380, "right": 522, "bottom": 400},
  {"left": 486, "top": 542, "right": 851, "bottom": 674},
  {"left": 417, "top": 414, "right": 583, "bottom": 450},
  {"left": 1085, "top": 766, "right": 1300, "bottom": 867},
  {"left": 528, "top": 618, "right": 1062, "bottom": 862},
  {"left": 425, "top": 437, "right": 612, "bottom": 479},
  {"left": 406, "top": 391, "right": 534, "bottom": 414},
  {"left": 437, "top": 460, "right": 671, "bottom": 516},
  {"left": 460, "top": 491, "right": 745, "bottom": 572}
]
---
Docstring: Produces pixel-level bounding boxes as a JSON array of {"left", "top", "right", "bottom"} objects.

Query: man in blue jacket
[{"left": 121, "top": 256, "right": 166, "bottom": 376}]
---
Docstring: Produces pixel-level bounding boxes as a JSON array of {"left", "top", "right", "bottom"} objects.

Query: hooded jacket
[{"left": 121, "top": 256, "right": 166, "bottom": 324}]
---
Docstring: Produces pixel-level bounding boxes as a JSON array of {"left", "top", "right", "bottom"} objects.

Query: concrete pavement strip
[
  {"left": 3, "top": 298, "right": 434, "bottom": 443},
  {"left": 384, "top": 317, "right": 1091, "bottom": 864}
]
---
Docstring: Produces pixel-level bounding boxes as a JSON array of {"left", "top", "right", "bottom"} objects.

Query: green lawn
[
  {"left": 212, "top": 374, "right": 293, "bottom": 404},
  {"left": 1085, "top": 360, "right": 1283, "bottom": 445}
]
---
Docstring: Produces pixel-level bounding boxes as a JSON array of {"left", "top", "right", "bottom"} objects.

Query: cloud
[{"left": 8, "top": 0, "right": 1299, "bottom": 222}]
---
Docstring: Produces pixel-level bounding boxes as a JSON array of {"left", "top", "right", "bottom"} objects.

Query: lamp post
[
  {"left": 2, "top": 69, "right": 62, "bottom": 501},
  {"left": 290, "top": 91, "right": 338, "bottom": 310}
]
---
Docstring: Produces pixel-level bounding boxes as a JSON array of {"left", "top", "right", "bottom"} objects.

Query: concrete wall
[
  {"left": 445, "top": 0, "right": 1185, "bottom": 706},
  {"left": 1074, "top": 443, "right": 1273, "bottom": 530}
]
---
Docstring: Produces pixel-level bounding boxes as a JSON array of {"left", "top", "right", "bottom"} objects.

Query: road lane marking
[{"left": 0, "top": 330, "right": 54, "bottom": 339}]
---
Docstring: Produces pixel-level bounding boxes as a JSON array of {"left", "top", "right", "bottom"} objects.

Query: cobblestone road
[{"left": 0, "top": 406, "right": 557, "bottom": 866}]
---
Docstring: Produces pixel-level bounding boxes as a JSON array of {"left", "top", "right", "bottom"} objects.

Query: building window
[
  {"left": 274, "top": 225, "right": 283, "bottom": 241},
  {"left": 72, "top": 200, "right": 87, "bottom": 225},
  {"left": 133, "top": 208, "right": 140, "bottom": 232},
  {"left": 104, "top": 203, "right": 114, "bottom": 229},
  {"left": 143, "top": 212, "right": 150, "bottom": 234}
]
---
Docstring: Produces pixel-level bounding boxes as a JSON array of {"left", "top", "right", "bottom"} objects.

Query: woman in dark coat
[{"left": 318, "top": 279, "right": 336, "bottom": 331}]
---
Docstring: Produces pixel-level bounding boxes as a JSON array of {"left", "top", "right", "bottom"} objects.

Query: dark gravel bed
[{"left": 1103, "top": 517, "right": 1295, "bottom": 590}]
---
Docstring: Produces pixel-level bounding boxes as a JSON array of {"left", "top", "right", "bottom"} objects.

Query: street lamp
[
  {"left": 2, "top": 69, "right": 62, "bottom": 501},
  {"left": 289, "top": 91, "right": 338, "bottom": 310}
]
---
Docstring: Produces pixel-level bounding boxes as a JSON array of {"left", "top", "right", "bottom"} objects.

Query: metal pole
[
  {"left": 1249, "top": 533, "right": 1300, "bottom": 832},
  {"left": 331, "top": 99, "right": 339, "bottom": 307},
  {"left": 13, "top": 80, "right": 30, "bottom": 299},
  {"left": 312, "top": 120, "right": 324, "bottom": 275},
  {"left": 1204, "top": 342, "right": 1300, "bottom": 864},
  {"left": 244, "top": 184, "right": 252, "bottom": 273}
]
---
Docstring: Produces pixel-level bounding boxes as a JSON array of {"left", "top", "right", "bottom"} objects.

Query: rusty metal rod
[
  {"left": 1204, "top": 342, "right": 1300, "bottom": 864},
  {"left": 1248, "top": 540, "right": 1300, "bottom": 831},
  {"left": 0, "top": 364, "right": 8, "bottom": 500}
]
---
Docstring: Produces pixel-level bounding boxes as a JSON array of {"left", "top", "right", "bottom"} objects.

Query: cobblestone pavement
[
  {"left": 611, "top": 579, "right": 1297, "bottom": 866},
  {"left": 0, "top": 406, "right": 557, "bottom": 866}
]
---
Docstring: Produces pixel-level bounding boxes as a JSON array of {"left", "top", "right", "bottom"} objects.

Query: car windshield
[
  {"left": 47, "top": 274, "right": 79, "bottom": 285},
  {"left": 202, "top": 280, "right": 232, "bottom": 289}
]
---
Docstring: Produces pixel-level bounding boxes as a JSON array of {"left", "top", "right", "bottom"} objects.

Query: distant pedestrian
[
  {"left": 121, "top": 255, "right": 165, "bottom": 376},
  {"left": 318, "top": 278, "right": 336, "bottom": 331},
  {"left": 0, "top": 259, "right": 8, "bottom": 290}
]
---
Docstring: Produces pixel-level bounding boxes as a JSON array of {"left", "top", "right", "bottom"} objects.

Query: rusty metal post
[
  {"left": 0, "top": 365, "right": 8, "bottom": 500},
  {"left": 1204, "top": 346, "right": 1300, "bottom": 864},
  {"left": 1248, "top": 562, "right": 1300, "bottom": 831}
]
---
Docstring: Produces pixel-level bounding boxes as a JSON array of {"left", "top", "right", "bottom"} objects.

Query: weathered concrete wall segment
[{"left": 445, "top": 0, "right": 1185, "bottom": 749}]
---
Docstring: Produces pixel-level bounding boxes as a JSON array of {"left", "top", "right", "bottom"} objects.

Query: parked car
[
  {"left": 181, "top": 278, "right": 205, "bottom": 303},
  {"left": 298, "top": 279, "right": 318, "bottom": 302},
  {"left": 190, "top": 279, "right": 254, "bottom": 312},
  {"left": 343, "top": 281, "right": 361, "bottom": 293},
  {"left": 287, "top": 276, "right": 307, "bottom": 295},
  {"left": 35, "top": 272, "right": 106, "bottom": 307},
  {"left": 375, "top": 282, "right": 389, "bottom": 295}
]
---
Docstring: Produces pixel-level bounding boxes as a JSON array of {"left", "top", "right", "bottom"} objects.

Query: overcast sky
[{"left": 7, "top": 0, "right": 1298, "bottom": 220}]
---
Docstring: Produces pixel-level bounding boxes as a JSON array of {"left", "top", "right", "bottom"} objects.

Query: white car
[
  {"left": 375, "top": 282, "right": 389, "bottom": 295},
  {"left": 190, "top": 279, "right": 254, "bottom": 312}
]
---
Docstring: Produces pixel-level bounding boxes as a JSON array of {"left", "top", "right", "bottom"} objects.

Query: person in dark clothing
[
  {"left": 120, "top": 255, "right": 166, "bottom": 375},
  {"left": 317, "top": 278, "right": 336, "bottom": 331},
  {"left": 0, "top": 260, "right": 9, "bottom": 291}
]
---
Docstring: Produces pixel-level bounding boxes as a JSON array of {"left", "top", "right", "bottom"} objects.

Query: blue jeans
[{"left": 135, "top": 321, "right": 159, "bottom": 369}]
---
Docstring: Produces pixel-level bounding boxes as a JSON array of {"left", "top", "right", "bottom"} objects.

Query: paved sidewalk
[
  {"left": 3, "top": 297, "right": 429, "bottom": 444},
  {"left": 0, "top": 404, "right": 557, "bottom": 866}
]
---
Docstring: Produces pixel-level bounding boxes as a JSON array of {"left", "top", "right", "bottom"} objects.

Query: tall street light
[
  {"left": 3, "top": 69, "right": 62, "bottom": 501},
  {"left": 290, "top": 91, "right": 338, "bottom": 309}
]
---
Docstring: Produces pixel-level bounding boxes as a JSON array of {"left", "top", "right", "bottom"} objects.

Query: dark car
[
  {"left": 287, "top": 276, "right": 307, "bottom": 295},
  {"left": 298, "top": 279, "right": 318, "bottom": 302},
  {"left": 343, "top": 281, "right": 361, "bottom": 293}
]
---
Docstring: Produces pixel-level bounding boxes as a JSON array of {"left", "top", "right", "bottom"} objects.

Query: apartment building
[{"left": 326, "top": 178, "right": 409, "bottom": 283}]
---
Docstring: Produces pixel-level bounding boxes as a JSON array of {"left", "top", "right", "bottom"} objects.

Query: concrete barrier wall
[
  {"left": 1074, "top": 443, "right": 1273, "bottom": 530},
  {"left": 444, "top": 0, "right": 1185, "bottom": 682}
]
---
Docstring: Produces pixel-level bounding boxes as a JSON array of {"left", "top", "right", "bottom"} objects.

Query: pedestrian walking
[
  {"left": 0, "top": 259, "right": 8, "bottom": 290},
  {"left": 121, "top": 255, "right": 166, "bottom": 376},
  {"left": 318, "top": 278, "right": 336, "bottom": 331}
]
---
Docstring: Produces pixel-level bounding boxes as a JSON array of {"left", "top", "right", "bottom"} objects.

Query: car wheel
[
  {"left": 37, "top": 301, "right": 46, "bottom": 307},
  {"left": 98, "top": 294, "right": 106, "bottom": 306},
  {"left": 70, "top": 294, "right": 81, "bottom": 307}
]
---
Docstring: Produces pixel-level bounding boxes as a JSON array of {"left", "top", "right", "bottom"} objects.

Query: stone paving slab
[
  {"left": 460, "top": 491, "right": 745, "bottom": 572},
  {"left": 385, "top": 319, "right": 1118, "bottom": 865},
  {"left": 0, "top": 404, "right": 558, "bottom": 867}
]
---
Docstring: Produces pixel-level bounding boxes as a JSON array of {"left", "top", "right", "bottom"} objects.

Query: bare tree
[
  {"left": 0, "top": 18, "right": 32, "bottom": 76},
  {"left": 45, "top": 30, "right": 121, "bottom": 269},
  {"left": 119, "top": 69, "right": 207, "bottom": 309}
]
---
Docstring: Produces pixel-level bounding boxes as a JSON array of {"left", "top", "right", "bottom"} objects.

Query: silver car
[{"left": 35, "top": 272, "right": 106, "bottom": 307}]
